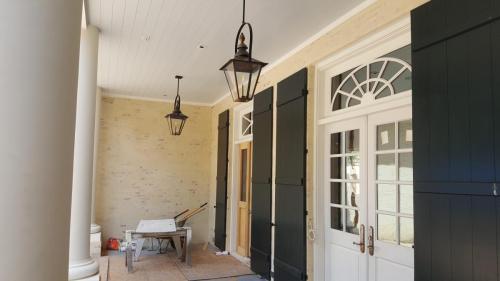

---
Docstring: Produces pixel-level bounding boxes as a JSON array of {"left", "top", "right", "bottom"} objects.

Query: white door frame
[
  {"left": 313, "top": 16, "right": 411, "bottom": 281},
  {"left": 229, "top": 102, "right": 254, "bottom": 264}
]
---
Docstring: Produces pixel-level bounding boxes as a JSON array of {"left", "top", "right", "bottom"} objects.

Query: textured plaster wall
[
  {"left": 208, "top": 0, "right": 427, "bottom": 279},
  {"left": 95, "top": 96, "right": 212, "bottom": 244}
]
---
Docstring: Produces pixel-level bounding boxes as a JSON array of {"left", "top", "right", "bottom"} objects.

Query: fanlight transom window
[
  {"left": 331, "top": 45, "right": 412, "bottom": 112},
  {"left": 241, "top": 112, "right": 252, "bottom": 137}
]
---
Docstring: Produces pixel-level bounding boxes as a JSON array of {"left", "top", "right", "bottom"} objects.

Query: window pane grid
[
  {"left": 375, "top": 120, "right": 413, "bottom": 247},
  {"left": 329, "top": 130, "right": 360, "bottom": 235}
]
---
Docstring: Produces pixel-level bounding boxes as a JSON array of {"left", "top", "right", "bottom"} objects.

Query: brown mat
[
  {"left": 99, "top": 256, "right": 109, "bottom": 281},
  {"left": 103, "top": 246, "right": 254, "bottom": 281},
  {"left": 107, "top": 254, "right": 187, "bottom": 281},
  {"left": 173, "top": 249, "right": 254, "bottom": 281}
]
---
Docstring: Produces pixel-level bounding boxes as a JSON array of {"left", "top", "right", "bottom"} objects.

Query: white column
[
  {"left": 90, "top": 88, "right": 103, "bottom": 259},
  {"left": 91, "top": 87, "right": 102, "bottom": 234},
  {"left": 0, "top": 1, "right": 83, "bottom": 281},
  {"left": 68, "top": 25, "right": 100, "bottom": 281}
]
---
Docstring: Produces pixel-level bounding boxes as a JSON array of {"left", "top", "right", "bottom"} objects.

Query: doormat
[{"left": 174, "top": 248, "right": 254, "bottom": 281}]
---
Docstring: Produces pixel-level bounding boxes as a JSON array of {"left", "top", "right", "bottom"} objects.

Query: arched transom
[{"left": 331, "top": 45, "right": 412, "bottom": 112}]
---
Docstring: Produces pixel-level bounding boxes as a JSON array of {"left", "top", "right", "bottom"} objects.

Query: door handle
[
  {"left": 368, "top": 226, "right": 374, "bottom": 256},
  {"left": 352, "top": 224, "right": 365, "bottom": 253}
]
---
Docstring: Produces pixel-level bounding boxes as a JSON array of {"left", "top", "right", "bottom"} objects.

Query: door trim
[
  {"left": 314, "top": 17, "right": 412, "bottom": 281},
  {"left": 230, "top": 102, "right": 254, "bottom": 264}
]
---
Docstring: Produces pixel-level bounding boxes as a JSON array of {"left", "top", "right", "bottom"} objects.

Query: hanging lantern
[
  {"left": 165, "top": 75, "right": 188, "bottom": 136},
  {"left": 220, "top": 0, "right": 268, "bottom": 103}
]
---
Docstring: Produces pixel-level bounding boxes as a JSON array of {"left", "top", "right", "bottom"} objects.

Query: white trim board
[{"left": 101, "top": 91, "right": 212, "bottom": 107}]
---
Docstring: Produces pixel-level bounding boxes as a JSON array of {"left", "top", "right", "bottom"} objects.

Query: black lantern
[
  {"left": 220, "top": 0, "right": 268, "bottom": 103},
  {"left": 165, "top": 75, "right": 188, "bottom": 136}
]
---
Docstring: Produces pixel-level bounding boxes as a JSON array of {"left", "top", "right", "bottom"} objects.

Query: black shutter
[
  {"left": 274, "top": 68, "right": 307, "bottom": 281},
  {"left": 214, "top": 110, "right": 229, "bottom": 251},
  {"left": 412, "top": 1, "right": 500, "bottom": 280},
  {"left": 250, "top": 87, "right": 273, "bottom": 280}
]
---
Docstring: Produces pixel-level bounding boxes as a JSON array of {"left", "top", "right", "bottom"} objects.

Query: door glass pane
[
  {"left": 331, "top": 207, "right": 343, "bottom": 231},
  {"left": 331, "top": 133, "right": 341, "bottom": 154},
  {"left": 345, "top": 129, "right": 360, "bottom": 153},
  {"left": 399, "top": 185, "right": 413, "bottom": 214},
  {"left": 400, "top": 217, "right": 414, "bottom": 247},
  {"left": 399, "top": 153, "right": 413, "bottom": 181},
  {"left": 377, "top": 123, "right": 395, "bottom": 150},
  {"left": 377, "top": 184, "right": 396, "bottom": 212},
  {"left": 346, "top": 209, "right": 360, "bottom": 235},
  {"left": 377, "top": 214, "right": 396, "bottom": 243},
  {"left": 398, "top": 120, "right": 413, "bottom": 149},
  {"left": 377, "top": 154, "right": 396, "bottom": 180},
  {"left": 345, "top": 156, "right": 360, "bottom": 180},
  {"left": 240, "top": 149, "right": 248, "bottom": 201},
  {"left": 330, "top": 157, "right": 343, "bottom": 179},
  {"left": 346, "top": 183, "right": 360, "bottom": 207},
  {"left": 331, "top": 182, "right": 343, "bottom": 205}
]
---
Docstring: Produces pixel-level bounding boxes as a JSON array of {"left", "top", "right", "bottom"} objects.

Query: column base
[
  {"left": 69, "top": 258, "right": 99, "bottom": 281},
  {"left": 72, "top": 272, "right": 100, "bottom": 281},
  {"left": 90, "top": 231, "right": 102, "bottom": 258}
]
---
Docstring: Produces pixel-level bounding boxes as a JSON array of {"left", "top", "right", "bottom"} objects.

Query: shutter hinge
[
  {"left": 268, "top": 177, "right": 272, "bottom": 184},
  {"left": 271, "top": 222, "right": 275, "bottom": 227},
  {"left": 305, "top": 148, "right": 309, "bottom": 154},
  {"left": 301, "top": 178, "right": 305, "bottom": 185},
  {"left": 302, "top": 89, "right": 309, "bottom": 96},
  {"left": 305, "top": 210, "right": 309, "bottom": 216},
  {"left": 493, "top": 183, "right": 498, "bottom": 196},
  {"left": 302, "top": 273, "right": 308, "bottom": 280}
]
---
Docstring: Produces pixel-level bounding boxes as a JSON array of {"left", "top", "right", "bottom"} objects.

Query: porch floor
[{"left": 100, "top": 245, "right": 260, "bottom": 281}]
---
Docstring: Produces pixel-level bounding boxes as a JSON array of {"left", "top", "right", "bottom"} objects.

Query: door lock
[
  {"left": 352, "top": 224, "right": 365, "bottom": 253},
  {"left": 368, "top": 226, "right": 374, "bottom": 256}
]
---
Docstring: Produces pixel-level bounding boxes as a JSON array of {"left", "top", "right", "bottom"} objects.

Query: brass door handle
[
  {"left": 353, "top": 224, "right": 365, "bottom": 253},
  {"left": 368, "top": 226, "right": 374, "bottom": 256}
]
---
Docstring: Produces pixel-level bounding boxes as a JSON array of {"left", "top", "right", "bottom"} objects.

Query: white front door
[
  {"left": 367, "top": 106, "right": 413, "bottom": 281},
  {"left": 324, "top": 106, "right": 414, "bottom": 281},
  {"left": 325, "top": 116, "right": 368, "bottom": 281}
]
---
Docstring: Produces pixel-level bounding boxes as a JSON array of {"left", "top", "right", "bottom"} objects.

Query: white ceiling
[{"left": 87, "top": 0, "right": 364, "bottom": 105}]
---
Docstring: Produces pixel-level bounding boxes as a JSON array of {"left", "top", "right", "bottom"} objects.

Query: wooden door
[{"left": 237, "top": 142, "right": 252, "bottom": 256}]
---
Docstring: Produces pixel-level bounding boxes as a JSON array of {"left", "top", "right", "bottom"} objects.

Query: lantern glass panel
[
  {"left": 222, "top": 59, "right": 263, "bottom": 102},
  {"left": 166, "top": 115, "right": 187, "bottom": 136}
]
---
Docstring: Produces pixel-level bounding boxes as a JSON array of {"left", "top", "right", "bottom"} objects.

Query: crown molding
[{"left": 102, "top": 92, "right": 212, "bottom": 107}]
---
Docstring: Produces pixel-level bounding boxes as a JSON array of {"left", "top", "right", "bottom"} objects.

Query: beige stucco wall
[
  {"left": 208, "top": 0, "right": 427, "bottom": 279},
  {"left": 95, "top": 96, "right": 212, "bottom": 244}
]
